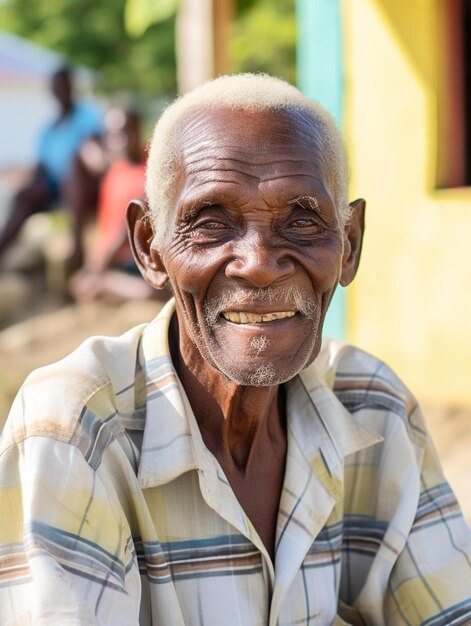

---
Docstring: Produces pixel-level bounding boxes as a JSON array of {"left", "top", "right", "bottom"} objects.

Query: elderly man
[{"left": 1, "top": 75, "right": 470, "bottom": 625}]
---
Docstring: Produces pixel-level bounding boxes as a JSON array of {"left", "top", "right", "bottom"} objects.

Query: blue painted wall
[{"left": 296, "top": 0, "right": 346, "bottom": 339}]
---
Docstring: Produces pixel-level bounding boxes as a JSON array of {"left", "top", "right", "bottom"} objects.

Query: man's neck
[{"left": 57, "top": 102, "right": 74, "bottom": 122}]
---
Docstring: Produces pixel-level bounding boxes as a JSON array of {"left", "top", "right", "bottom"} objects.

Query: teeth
[{"left": 222, "top": 311, "right": 296, "bottom": 324}]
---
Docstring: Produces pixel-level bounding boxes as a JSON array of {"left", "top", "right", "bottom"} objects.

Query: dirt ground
[
  {"left": 0, "top": 299, "right": 164, "bottom": 416},
  {"left": 1, "top": 298, "right": 470, "bottom": 523}
]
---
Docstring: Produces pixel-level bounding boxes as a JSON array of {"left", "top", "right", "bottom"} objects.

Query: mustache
[{"left": 204, "top": 286, "right": 318, "bottom": 325}]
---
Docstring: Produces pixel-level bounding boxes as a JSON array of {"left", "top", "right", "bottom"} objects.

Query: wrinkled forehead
[
  {"left": 169, "top": 105, "right": 333, "bottom": 192},
  {"left": 175, "top": 105, "right": 325, "bottom": 158}
]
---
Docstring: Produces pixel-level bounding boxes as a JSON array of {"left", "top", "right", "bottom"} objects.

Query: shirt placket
[
  {"left": 196, "top": 445, "right": 276, "bottom": 579},
  {"left": 181, "top": 382, "right": 276, "bottom": 622},
  {"left": 269, "top": 430, "right": 339, "bottom": 626}
]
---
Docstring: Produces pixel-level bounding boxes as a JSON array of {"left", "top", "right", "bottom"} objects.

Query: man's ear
[
  {"left": 340, "top": 198, "right": 365, "bottom": 287},
  {"left": 126, "top": 199, "right": 169, "bottom": 289}
]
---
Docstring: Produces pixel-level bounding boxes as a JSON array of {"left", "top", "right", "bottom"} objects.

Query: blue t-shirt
[{"left": 38, "top": 102, "right": 103, "bottom": 185}]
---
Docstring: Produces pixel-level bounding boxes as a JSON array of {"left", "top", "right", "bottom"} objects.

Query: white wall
[{"left": 0, "top": 77, "right": 56, "bottom": 169}]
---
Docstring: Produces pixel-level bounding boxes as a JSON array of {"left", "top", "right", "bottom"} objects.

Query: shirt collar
[
  {"left": 137, "top": 299, "right": 382, "bottom": 492},
  {"left": 137, "top": 298, "right": 198, "bottom": 488},
  {"left": 285, "top": 357, "right": 382, "bottom": 501}
]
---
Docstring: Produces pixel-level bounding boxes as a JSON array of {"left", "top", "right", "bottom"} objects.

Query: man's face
[{"left": 152, "top": 107, "right": 349, "bottom": 386}]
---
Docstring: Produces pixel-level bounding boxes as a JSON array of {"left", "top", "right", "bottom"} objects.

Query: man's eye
[
  {"left": 291, "top": 218, "right": 312, "bottom": 226},
  {"left": 289, "top": 218, "right": 320, "bottom": 228},
  {"left": 195, "top": 220, "right": 227, "bottom": 230}
]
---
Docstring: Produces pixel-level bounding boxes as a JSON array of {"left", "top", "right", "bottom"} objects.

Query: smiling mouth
[{"left": 221, "top": 311, "right": 297, "bottom": 324}]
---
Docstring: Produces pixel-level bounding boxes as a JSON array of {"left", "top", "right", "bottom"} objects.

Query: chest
[
  {"left": 135, "top": 470, "right": 346, "bottom": 626},
  {"left": 220, "top": 448, "right": 287, "bottom": 561}
]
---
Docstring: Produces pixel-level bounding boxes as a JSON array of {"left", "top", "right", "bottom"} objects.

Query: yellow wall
[{"left": 343, "top": 0, "right": 471, "bottom": 405}]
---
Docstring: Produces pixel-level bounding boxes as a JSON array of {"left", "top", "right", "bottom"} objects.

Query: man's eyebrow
[
  {"left": 289, "top": 195, "right": 320, "bottom": 212},
  {"left": 181, "top": 199, "right": 220, "bottom": 220}
]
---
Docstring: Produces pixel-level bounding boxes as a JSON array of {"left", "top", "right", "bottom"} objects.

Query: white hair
[{"left": 145, "top": 73, "right": 349, "bottom": 243}]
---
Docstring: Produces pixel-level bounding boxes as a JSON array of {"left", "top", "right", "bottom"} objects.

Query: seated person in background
[
  {"left": 69, "top": 108, "right": 159, "bottom": 302},
  {"left": 0, "top": 74, "right": 470, "bottom": 625},
  {"left": 0, "top": 65, "right": 103, "bottom": 264}
]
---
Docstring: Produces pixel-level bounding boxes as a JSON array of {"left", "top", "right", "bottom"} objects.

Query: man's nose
[{"left": 224, "top": 235, "right": 295, "bottom": 288}]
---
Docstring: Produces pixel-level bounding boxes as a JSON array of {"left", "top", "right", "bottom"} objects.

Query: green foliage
[
  {"left": 231, "top": 0, "right": 296, "bottom": 84},
  {"left": 0, "top": 0, "right": 296, "bottom": 96},
  {"left": 0, "top": 0, "right": 177, "bottom": 97},
  {"left": 125, "top": 0, "right": 179, "bottom": 38},
  {"left": 235, "top": 0, "right": 257, "bottom": 15}
]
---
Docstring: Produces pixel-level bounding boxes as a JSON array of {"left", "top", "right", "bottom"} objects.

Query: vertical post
[
  {"left": 213, "top": 0, "right": 234, "bottom": 77},
  {"left": 176, "top": 0, "right": 214, "bottom": 93},
  {"left": 296, "top": 0, "right": 346, "bottom": 339},
  {"left": 176, "top": 0, "right": 234, "bottom": 94}
]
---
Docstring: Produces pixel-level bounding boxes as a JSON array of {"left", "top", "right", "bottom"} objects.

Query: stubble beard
[{"left": 190, "top": 286, "right": 321, "bottom": 387}]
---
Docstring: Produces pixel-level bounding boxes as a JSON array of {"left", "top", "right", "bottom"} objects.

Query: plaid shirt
[{"left": 1, "top": 299, "right": 470, "bottom": 625}]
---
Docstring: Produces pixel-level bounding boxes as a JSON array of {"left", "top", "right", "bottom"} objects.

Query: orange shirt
[{"left": 96, "top": 159, "right": 146, "bottom": 263}]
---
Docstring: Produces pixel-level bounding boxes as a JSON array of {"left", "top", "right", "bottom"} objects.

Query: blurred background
[{"left": 0, "top": 0, "right": 470, "bottom": 518}]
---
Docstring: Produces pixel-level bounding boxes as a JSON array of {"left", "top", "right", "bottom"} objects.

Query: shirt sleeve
[
  {"left": 0, "top": 418, "right": 141, "bottom": 625},
  {"left": 382, "top": 432, "right": 471, "bottom": 625}
]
